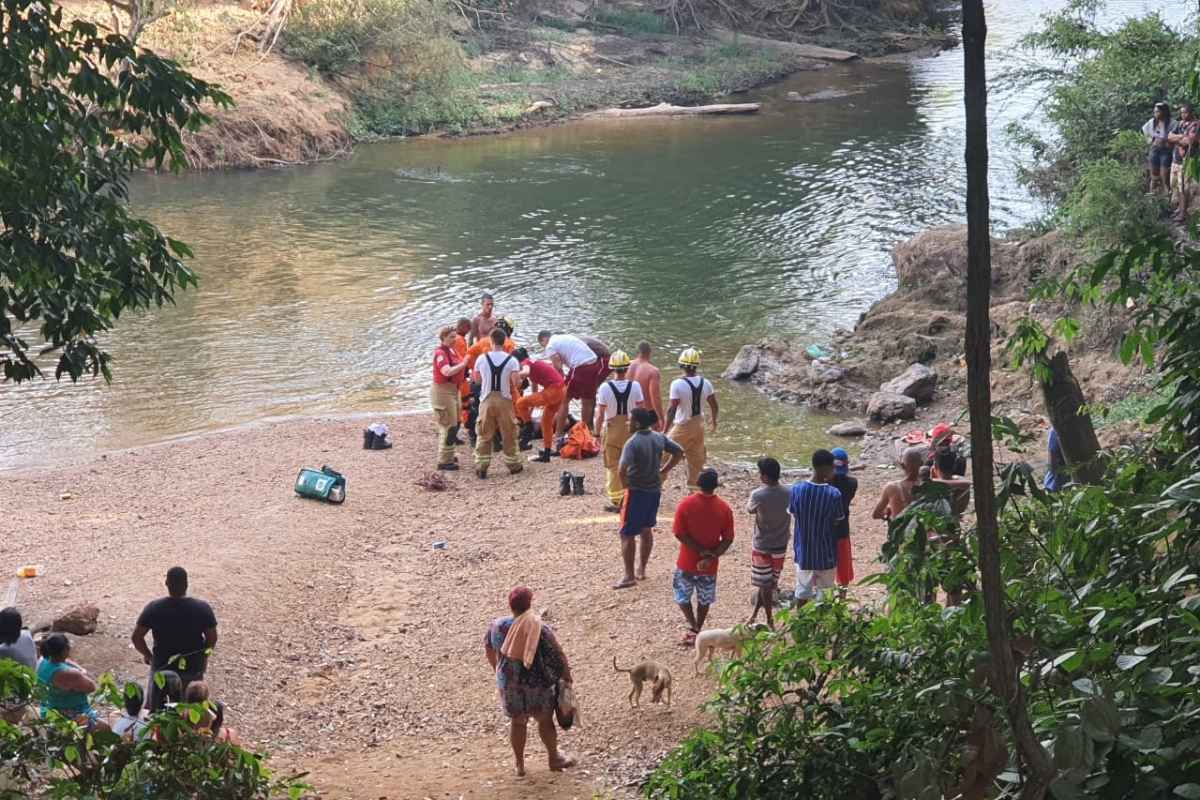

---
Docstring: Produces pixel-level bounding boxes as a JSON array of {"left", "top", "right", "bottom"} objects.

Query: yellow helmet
[
  {"left": 678, "top": 347, "right": 702, "bottom": 368},
  {"left": 497, "top": 316, "right": 516, "bottom": 335},
  {"left": 609, "top": 349, "right": 632, "bottom": 369}
]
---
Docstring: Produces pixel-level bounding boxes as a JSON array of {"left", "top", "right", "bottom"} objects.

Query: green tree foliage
[
  {"left": 1009, "top": 5, "right": 1194, "bottom": 244},
  {"left": 0, "top": 663, "right": 307, "bottom": 798},
  {"left": 0, "top": 0, "right": 230, "bottom": 383}
]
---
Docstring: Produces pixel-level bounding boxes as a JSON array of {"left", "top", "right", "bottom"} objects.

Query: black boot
[
  {"left": 559, "top": 471, "right": 573, "bottom": 496},
  {"left": 531, "top": 448, "right": 552, "bottom": 463},
  {"left": 518, "top": 422, "right": 536, "bottom": 451},
  {"left": 572, "top": 474, "right": 585, "bottom": 496}
]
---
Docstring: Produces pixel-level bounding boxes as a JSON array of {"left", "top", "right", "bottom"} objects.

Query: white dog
[{"left": 694, "top": 627, "right": 754, "bottom": 675}]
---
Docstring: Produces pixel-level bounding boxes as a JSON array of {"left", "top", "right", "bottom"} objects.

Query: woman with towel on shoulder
[{"left": 483, "top": 586, "right": 575, "bottom": 777}]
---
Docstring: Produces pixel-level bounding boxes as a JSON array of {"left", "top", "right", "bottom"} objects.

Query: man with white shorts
[{"left": 788, "top": 449, "right": 844, "bottom": 605}]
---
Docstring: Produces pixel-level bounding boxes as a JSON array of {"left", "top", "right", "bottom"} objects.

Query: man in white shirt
[
  {"left": 538, "top": 331, "right": 612, "bottom": 438},
  {"left": 473, "top": 328, "right": 523, "bottom": 479},
  {"left": 594, "top": 350, "right": 644, "bottom": 512},
  {"left": 663, "top": 348, "right": 718, "bottom": 493}
]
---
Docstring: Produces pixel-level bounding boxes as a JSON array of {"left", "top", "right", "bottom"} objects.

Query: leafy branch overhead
[{"left": 0, "top": 0, "right": 230, "bottom": 384}]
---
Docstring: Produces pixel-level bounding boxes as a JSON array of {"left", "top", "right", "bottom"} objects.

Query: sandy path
[{"left": 2, "top": 413, "right": 891, "bottom": 798}]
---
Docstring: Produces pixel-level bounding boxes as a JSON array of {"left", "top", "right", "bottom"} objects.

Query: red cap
[
  {"left": 508, "top": 586, "right": 533, "bottom": 615},
  {"left": 929, "top": 423, "right": 953, "bottom": 443}
]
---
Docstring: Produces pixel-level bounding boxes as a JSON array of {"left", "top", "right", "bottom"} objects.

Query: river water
[{"left": 0, "top": 0, "right": 1178, "bottom": 469}]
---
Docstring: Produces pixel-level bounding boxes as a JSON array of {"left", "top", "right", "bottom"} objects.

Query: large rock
[
  {"left": 827, "top": 420, "right": 868, "bottom": 437},
  {"left": 867, "top": 391, "right": 917, "bottom": 422},
  {"left": 807, "top": 358, "right": 847, "bottom": 384},
  {"left": 51, "top": 604, "right": 99, "bottom": 636},
  {"left": 880, "top": 363, "right": 938, "bottom": 403},
  {"left": 722, "top": 345, "right": 761, "bottom": 381}
]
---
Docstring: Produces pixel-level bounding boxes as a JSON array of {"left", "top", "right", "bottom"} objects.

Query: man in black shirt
[{"left": 132, "top": 566, "right": 217, "bottom": 709}]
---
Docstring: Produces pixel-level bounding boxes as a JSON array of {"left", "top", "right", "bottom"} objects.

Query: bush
[
  {"left": 1062, "top": 155, "right": 1164, "bottom": 250},
  {"left": 0, "top": 664, "right": 306, "bottom": 799},
  {"left": 647, "top": 449, "right": 1200, "bottom": 800}
]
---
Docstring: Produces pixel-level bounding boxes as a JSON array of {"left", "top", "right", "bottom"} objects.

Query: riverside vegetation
[
  {"left": 57, "top": 0, "right": 949, "bottom": 168},
  {"left": 645, "top": 3, "right": 1200, "bottom": 799}
]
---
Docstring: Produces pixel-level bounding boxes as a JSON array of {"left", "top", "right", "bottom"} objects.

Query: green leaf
[
  {"left": 1081, "top": 696, "right": 1121, "bottom": 741},
  {"left": 1116, "top": 654, "right": 1146, "bottom": 670}
]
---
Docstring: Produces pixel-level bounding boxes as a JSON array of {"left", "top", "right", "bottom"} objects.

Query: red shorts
[
  {"left": 750, "top": 550, "right": 786, "bottom": 588},
  {"left": 836, "top": 537, "right": 854, "bottom": 586},
  {"left": 566, "top": 357, "right": 611, "bottom": 400}
]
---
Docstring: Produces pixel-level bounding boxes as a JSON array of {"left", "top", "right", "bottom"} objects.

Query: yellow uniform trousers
[
  {"left": 602, "top": 415, "right": 632, "bottom": 506},
  {"left": 475, "top": 394, "right": 522, "bottom": 472},
  {"left": 430, "top": 382, "right": 461, "bottom": 465},
  {"left": 669, "top": 416, "right": 706, "bottom": 492}
]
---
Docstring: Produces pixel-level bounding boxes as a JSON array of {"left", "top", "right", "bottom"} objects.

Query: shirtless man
[
  {"left": 872, "top": 446, "right": 926, "bottom": 522},
  {"left": 469, "top": 294, "right": 497, "bottom": 345},
  {"left": 626, "top": 342, "right": 664, "bottom": 431}
]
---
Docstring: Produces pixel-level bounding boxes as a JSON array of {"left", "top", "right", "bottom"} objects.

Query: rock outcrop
[
  {"left": 827, "top": 421, "right": 868, "bottom": 437},
  {"left": 723, "top": 345, "right": 761, "bottom": 381}
]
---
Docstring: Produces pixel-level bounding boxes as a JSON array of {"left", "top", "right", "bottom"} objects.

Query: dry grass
[{"left": 63, "top": 0, "right": 352, "bottom": 169}]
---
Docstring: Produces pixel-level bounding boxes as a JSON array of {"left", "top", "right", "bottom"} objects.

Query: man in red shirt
[
  {"left": 513, "top": 347, "right": 566, "bottom": 463},
  {"left": 672, "top": 469, "right": 735, "bottom": 641}
]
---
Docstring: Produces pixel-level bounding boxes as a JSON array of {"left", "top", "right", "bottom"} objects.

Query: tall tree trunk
[
  {"left": 1040, "top": 350, "right": 1104, "bottom": 484},
  {"left": 961, "top": 2, "right": 1056, "bottom": 798}
]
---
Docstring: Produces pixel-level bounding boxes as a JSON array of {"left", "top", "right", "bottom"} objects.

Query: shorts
[
  {"left": 673, "top": 569, "right": 717, "bottom": 606},
  {"left": 566, "top": 357, "right": 611, "bottom": 400},
  {"left": 750, "top": 550, "right": 786, "bottom": 589},
  {"left": 1150, "top": 148, "right": 1173, "bottom": 171},
  {"left": 794, "top": 565, "right": 836, "bottom": 601},
  {"left": 619, "top": 489, "right": 660, "bottom": 536}
]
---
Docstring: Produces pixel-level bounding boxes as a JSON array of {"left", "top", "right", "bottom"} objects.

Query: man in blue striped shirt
[{"left": 789, "top": 449, "right": 845, "bottom": 605}]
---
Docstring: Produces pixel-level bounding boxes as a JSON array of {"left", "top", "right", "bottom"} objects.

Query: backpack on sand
[{"left": 294, "top": 465, "right": 346, "bottom": 504}]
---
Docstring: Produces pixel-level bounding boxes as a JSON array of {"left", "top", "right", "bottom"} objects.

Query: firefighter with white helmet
[
  {"left": 662, "top": 347, "right": 718, "bottom": 493},
  {"left": 594, "top": 349, "right": 644, "bottom": 512}
]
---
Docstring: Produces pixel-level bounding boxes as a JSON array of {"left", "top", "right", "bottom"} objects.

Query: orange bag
[{"left": 559, "top": 421, "right": 600, "bottom": 460}]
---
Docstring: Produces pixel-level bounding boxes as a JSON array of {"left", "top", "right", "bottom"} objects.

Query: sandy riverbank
[{"left": 4, "top": 412, "right": 901, "bottom": 798}]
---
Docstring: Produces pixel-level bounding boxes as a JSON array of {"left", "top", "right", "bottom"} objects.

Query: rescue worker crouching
[{"left": 662, "top": 347, "right": 718, "bottom": 493}]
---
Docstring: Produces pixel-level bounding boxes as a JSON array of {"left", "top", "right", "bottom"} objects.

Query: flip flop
[
  {"left": 679, "top": 630, "right": 697, "bottom": 647},
  {"left": 612, "top": 578, "right": 636, "bottom": 590}
]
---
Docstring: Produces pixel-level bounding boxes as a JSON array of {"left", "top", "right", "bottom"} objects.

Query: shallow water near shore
[{"left": 0, "top": 0, "right": 1177, "bottom": 470}]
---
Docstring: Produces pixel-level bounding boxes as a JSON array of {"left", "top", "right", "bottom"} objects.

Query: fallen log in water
[
  {"left": 585, "top": 102, "right": 761, "bottom": 118},
  {"left": 710, "top": 28, "right": 860, "bottom": 62}
]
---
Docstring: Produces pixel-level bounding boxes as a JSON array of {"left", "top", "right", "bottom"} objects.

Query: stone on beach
[
  {"left": 52, "top": 603, "right": 100, "bottom": 636},
  {"left": 827, "top": 421, "right": 868, "bottom": 437},
  {"left": 867, "top": 391, "right": 916, "bottom": 422},
  {"left": 880, "top": 363, "right": 938, "bottom": 403}
]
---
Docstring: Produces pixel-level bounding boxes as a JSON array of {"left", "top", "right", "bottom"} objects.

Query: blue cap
[{"left": 831, "top": 448, "right": 850, "bottom": 476}]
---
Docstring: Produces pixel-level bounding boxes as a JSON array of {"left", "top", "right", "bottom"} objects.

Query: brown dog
[{"left": 613, "top": 655, "right": 672, "bottom": 708}]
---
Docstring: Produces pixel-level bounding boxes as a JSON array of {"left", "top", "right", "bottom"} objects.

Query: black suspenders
[
  {"left": 485, "top": 354, "right": 513, "bottom": 393},
  {"left": 686, "top": 377, "right": 704, "bottom": 416},
  {"left": 607, "top": 381, "right": 633, "bottom": 416}
]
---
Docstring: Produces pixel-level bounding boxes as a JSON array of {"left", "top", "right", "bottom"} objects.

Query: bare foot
[
  {"left": 515, "top": 762, "right": 526, "bottom": 777},
  {"left": 612, "top": 577, "right": 636, "bottom": 590},
  {"left": 635, "top": 570, "right": 646, "bottom": 581},
  {"left": 549, "top": 753, "right": 577, "bottom": 771}
]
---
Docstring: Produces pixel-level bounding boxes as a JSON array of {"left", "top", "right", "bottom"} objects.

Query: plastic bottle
[{"left": 16, "top": 564, "right": 41, "bottom": 578}]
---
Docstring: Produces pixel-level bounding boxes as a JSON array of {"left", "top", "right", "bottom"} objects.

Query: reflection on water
[{"left": 0, "top": 0, "right": 1180, "bottom": 469}]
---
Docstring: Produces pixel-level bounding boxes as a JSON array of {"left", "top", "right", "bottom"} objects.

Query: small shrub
[
  {"left": 1063, "top": 155, "right": 1165, "bottom": 250},
  {"left": 594, "top": 7, "right": 667, "bottom": 35}
]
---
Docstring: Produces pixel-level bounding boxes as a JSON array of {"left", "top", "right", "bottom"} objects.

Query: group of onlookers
[
  {"left": 1144, "top": 101, "right": 1199, "bottom": 223},
  {"left": 0, "top": 566, "right": 235, "bottom": 744}
]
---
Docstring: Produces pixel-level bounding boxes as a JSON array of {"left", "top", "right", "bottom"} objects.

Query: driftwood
[
  {"left": 586, "top": 102, "right": 760, "bottom": 118},
  {"left": 711, "top": 27, "right": 859, "bottom": 61}
]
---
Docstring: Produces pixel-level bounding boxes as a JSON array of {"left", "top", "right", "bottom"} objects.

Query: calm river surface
[{"left": 0, "top": 0, "right": 1178, "bottom": 469}]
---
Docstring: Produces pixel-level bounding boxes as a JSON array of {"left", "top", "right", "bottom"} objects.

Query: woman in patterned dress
[{"left": 483, "top": 586, "right": 576, "bottom": 776}]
